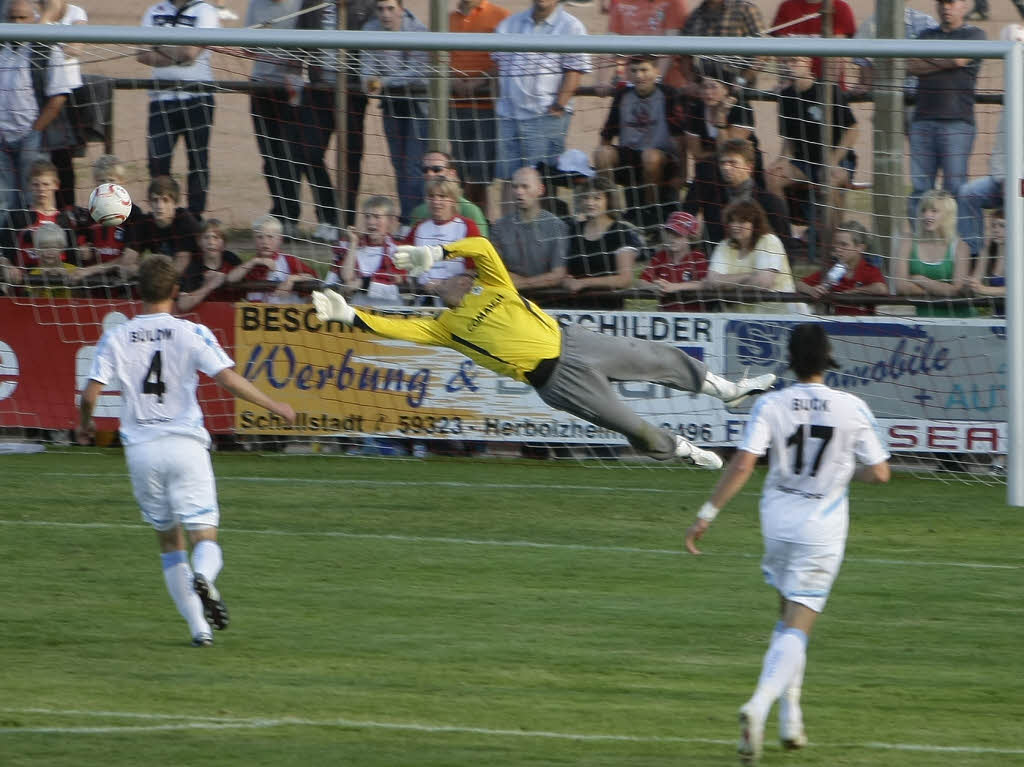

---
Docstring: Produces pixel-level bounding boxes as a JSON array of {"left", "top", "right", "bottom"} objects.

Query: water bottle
[{"left": 824, "top": 262, "right": 847, "bottom": 289}]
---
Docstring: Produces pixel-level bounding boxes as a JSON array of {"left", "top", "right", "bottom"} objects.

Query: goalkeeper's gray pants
[{"left": 534, "top": 323, "right": 707, "bottom": 460}]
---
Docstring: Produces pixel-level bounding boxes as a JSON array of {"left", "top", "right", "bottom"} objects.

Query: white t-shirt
[
  {"left": 141, "top": 0, "right": 220, "bottom": 101},
  {"left": 709, "top": 233, "right": 807, "bottom": 314},
  {"left": 739, "top": 382, "right": 889, "bottom": 546},
  {"left": 88, "top": 312, "right": 234, "bottom": 448}
]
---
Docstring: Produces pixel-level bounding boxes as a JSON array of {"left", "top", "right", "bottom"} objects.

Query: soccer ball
[{"left": 88, "top": 184, "right": 133, "bottom": 226}]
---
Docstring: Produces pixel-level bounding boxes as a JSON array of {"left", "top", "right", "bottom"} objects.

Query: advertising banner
[
  {"left": 232, "top": 304, "right": 726, "bottom": 444},
  {"left": 1, "top": 301, "right": 1008, "bottom": 454},
  {"left": 723, "top": 316, "right": 1008, "bottom": 452},
  {"left": 0, "top": 300, "right": 235, "bottom": 433}
]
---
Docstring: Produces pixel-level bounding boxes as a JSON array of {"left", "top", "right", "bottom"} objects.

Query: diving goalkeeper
[{"left": 312, "top": 237, "right": 776, "bottom": 468}]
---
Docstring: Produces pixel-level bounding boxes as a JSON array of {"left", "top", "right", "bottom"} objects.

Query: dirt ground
[{"left": 72, "top": 0, "right": 1013, "bottom": 250}]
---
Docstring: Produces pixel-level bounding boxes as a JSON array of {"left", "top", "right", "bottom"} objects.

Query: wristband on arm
[{"left": 697, "top": 501, "right": 719, "bottom": 522}]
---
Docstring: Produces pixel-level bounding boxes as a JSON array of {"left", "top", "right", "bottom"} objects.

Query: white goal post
[{"left": 0, "top": 23, "right": 1020, "bottom": 503}]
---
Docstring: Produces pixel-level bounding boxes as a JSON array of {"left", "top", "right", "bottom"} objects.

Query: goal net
[{"left": 0, "top": 18, "right": 1012, "bottom": 484}]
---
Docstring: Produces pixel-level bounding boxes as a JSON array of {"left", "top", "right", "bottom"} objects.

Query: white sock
[
  {"left": 161, "top": 550, "right": 210, "bottom": 638},
  {"left": 768, "top": 620, "right": 803, "bottom": 703},
  {"left": 746, "top": 627, "right": 808, "bottom": 720},
  {"left": 700, "top": 371, "right": 738, "bottom": 401},
  {"left": 192, "top": 539, "right": 223, "bottom": 584}
]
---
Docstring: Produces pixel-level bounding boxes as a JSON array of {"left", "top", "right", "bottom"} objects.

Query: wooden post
[{"left": 872, "top": 0, "right": 907, "bottom": 265}]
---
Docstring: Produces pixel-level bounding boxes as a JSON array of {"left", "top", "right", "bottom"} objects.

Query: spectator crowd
[{"left": 0, "top": 0, "right": 1013, "bottom": 318}]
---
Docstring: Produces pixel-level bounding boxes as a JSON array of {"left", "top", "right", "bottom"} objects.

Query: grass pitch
[{"left": 1, "top": 451, "right": 1022, "bottom": 766}]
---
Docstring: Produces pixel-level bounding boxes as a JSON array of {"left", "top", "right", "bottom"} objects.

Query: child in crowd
[
  {"left": 639, "top": 211, "right": 709, "bottom": 312},
  {"left": 0, "top": 159, "right": 88, "bottom": 286},
  {"left": 74, "top": 154, "right": 144, "bottom": 285},
  {"left": 408, "top": 177, "right": 480, "bottom": 297},
  {"left": 127, "top": 176, "right": 201, "bottom": 273},
  {"left": 237, "top": 215, "right": 318, "bottom": 303},
  {"left": 326, "top": 195, "right": 407, "bottom": 307},
  {"left": 177, "top": 219, "right": 245, "bottom": 312},
  {"left": 796, "top": 220, "right": 888, "bottom": 315},
  {"left": 26, "top": 222, "right": 78, "bottom": 298},
  {"left": 595, "top": 54, "right": 687, "bottom": 224}
]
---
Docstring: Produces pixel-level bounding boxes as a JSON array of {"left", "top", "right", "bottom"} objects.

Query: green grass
[{"left": 1, "top": 452, "right": 1022, "bottom": 766}]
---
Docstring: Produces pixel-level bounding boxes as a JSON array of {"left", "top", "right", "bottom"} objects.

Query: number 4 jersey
[
  {"left": 740, "top": 382, "right": 889, "bottom": 545},
  {"left": 88, "top": 313, "right": 234, "bottom": 448}
]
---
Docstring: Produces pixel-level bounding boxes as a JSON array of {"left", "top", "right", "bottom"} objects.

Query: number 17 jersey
[
  {"left": 88, "top": 312, "right": 234, "bottom": 448},
  {"left": 739, "top": 382, "right": 889, "bottom": 545}
]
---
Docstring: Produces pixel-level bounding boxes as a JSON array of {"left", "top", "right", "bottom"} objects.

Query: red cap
[{"left": 662, "top": 211, "right": 700, "bottom": 237}]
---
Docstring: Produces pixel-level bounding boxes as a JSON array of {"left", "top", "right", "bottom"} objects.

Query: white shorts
[
  {"left": 126, "top": 435, "right": 220, "bottom": 532},
  {"left": 760, "top": 538, "right": 845, "bottom": 613}
]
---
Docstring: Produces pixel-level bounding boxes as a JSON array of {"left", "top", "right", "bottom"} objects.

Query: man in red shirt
[
  {"left": 639, "top": 211, "right": 709, "bottom": 312},
  {"left": 449, "top": 0, "right": 510, "bottom": 213},
  {"left": 771, "top": 0, "right": 856, "bottom": 85}
]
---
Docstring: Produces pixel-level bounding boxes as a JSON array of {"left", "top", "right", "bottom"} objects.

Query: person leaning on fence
[
  {"left": 563, "top": 177, "right": 644, "bottom": 310},
  {"left": 0, "top": 159, "right": 87, "bottom": 287},
  {"left": 325, "top": 195, "right": 408, "bottom": 307},
  {"left": 705, "top": 198, "right": 807, "bottom": 314},
  {"left": 360, "top": 0, "right": 430, "bottom": 224},
  {"left": 296, "top": 0, "right": 378, "bottom": 236},
  {"left": 245, "top": 0, "right": 306, "bottom": 236},
  {"left": 138, "top": 0, "right": 220, "bottom": 218},
  {"left": 449, "top": 0, "right": 510, "bottom": 215},
  {"left": 489, "top": 166, "right": 568, "bottom": 295},
  {"left": 492, "top": 0, "right": 591, "bottom": 184},
  {"left": 638, "top": 211, "right": 709, "bottom": 312},
  {"left": 795, "top": 220, "right": 887, "bottom": 316},
  {"left": 891, "top": 189, "right": 975, "bottom": 318},
  {"left": 965, "top": 210, "right": 1005, "bottom": 316},
  {"left": 905, "top": 0, "right": 985, "bottom": 222},
  {"left": 594, "top": 54, "right": 687, "bottom": 230},
  {"left": 236, "top": 214, "right": 319, "bottom": 303},
  {"left": 0, "top": 0, "right": 83, "bottom": 212},
  {"left": 312, "top": 237, "right": 780, "bottom": 468},
  {"left": 127, "top": 175, "right": 201, "bottom": 274},
  {"left": 176, "top": 218, "right": 245, "bottom": 311}
]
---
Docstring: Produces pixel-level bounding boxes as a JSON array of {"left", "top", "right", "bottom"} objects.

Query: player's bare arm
[
  {"left": 685, "top": 450, "right": 759, "bottom": 555},
  {"left": 214, "top": 368, "right": 296, "bottom": 424}
]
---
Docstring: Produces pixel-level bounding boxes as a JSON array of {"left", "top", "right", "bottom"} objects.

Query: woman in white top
[{"left": 705, "top": 199, "right": 807, "bottom": 314}]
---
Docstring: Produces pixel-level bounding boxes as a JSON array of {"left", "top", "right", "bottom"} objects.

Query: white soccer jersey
[
  {"left": 740, "top": 382, "right": 889, "bottom": 546},
  {"left": 87, "top": 313, "right": 233, "bottom": 448}
]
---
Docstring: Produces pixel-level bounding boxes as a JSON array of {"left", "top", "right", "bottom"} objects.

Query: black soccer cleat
[{"left": 193, "top": 573, "right": 230, "bottom": 631}]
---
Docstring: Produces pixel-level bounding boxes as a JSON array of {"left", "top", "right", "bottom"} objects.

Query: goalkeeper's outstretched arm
[{"left": 311, "top": 287, "right": 448, "bottom": 346}]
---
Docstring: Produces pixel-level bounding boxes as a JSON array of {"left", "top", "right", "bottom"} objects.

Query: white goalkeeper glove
[
  {"left": 393, "top": 244, "right": 443, "bottom": 277},
  {"left": 312, "top": 289, "right": 356, "bottom": 325}
]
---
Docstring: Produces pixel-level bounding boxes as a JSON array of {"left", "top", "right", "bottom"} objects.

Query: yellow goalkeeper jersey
[{"left": 352, "top": 237, "right": 562, "bottom": 383}]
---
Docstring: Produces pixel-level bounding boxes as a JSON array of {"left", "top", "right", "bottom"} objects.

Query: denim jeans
[
  {"left": 381, "top": 98, "right": 428, "bottom": 222},
  {"left": 148, "top": 96, "right": 215, "bottom": 216},
  {"left": 957, "top": 175, "right": 1003, "bottom": 256},
  {"left": 908, "top": 118, "right": 976, "bottom": 220},
  {"left": 495, "top": 112, "right": 571, "bottom": 180},
  {"left": 0, "top": 129, "right": 43, "bottom": 210}
]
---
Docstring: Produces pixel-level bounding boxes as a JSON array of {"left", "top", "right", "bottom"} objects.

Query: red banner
[{"left": 0, "top": 299, "right": 236, "bottom": 433}]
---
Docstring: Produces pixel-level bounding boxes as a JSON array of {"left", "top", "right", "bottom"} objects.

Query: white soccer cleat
[
  {"left": 724, "top": 372, "right": 777, "bottom": 408},
  {"left": 674, "top": 436, "right": 723, "bottom": 470},
  {"left": 778, "top": 697, "right": 808, "bottom": 750},
  {"left": 738, "top": 704, "right": 765, "bottom": 765}
]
